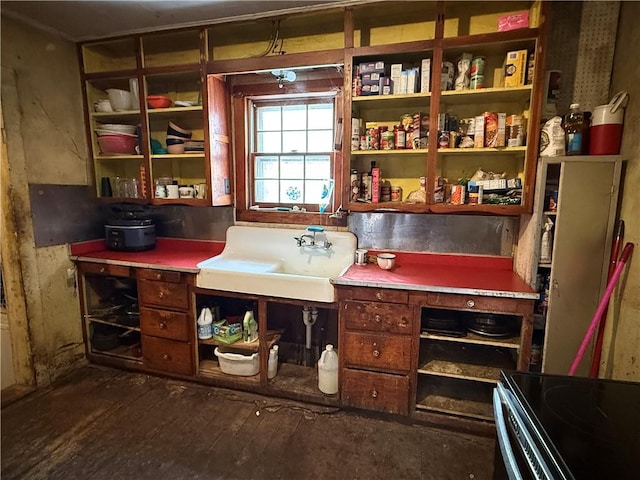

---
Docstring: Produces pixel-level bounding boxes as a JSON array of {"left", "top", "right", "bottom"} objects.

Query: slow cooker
[{"left": 105, "top": 217, "right": 156, "bottom": 252}]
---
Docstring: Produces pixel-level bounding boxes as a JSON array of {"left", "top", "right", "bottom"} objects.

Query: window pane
[
  {"left": 305, "top": 155, "right": 331, "bottom": 179},
  {"left": 308, "top": 130, "right": 333, "bottom": 152},
  {"left": 282, "top": 105, "right": 306, "bottom": 130},
  {"left": 282, "top": 131, "right": 306, "bottom": 152},
  {"left": 257, "top": 106, "right": 281, "bottom": 131},
  {"left": 282, "top": 181, "right": 304, "bottom": 203},
  {"left": 254, "top": 156, "right": 279, "bottom": 178},
  {"left": 308, "top": 103, "right": 333, "bottom": 129},
  {"left": 257, "top": 132, "right": 281, "bottom": 153},
  {"left": 280, "top": 156, "right": 304, "bottom": 179},
  {"left": 304, "top": 180, "right": 326, "bottom": 203},
  {"left": 255, "top": 179, "right": 279, "bottom": 202}
]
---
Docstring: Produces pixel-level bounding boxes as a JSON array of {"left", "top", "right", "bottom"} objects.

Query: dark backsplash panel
[
  {"left": 29, "top": 184, "right": 234, "bottom": 247},
  {"left": 348, "top": 213, "right": 517, "bottom": 256}
]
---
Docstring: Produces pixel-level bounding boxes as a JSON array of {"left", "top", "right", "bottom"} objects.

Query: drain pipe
[{"left": 302, "top": 305, "right": 317, "bottom": 350}]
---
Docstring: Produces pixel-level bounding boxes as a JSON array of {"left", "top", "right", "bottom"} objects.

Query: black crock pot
[{"left": 105, "top": 217, "right": 156, "bottom": 251}]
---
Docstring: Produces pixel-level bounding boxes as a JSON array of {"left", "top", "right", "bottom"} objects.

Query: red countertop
[
  {"left": 332, "top": 251, "right": 538, "bottom": 300},
  {"left": 70, "top": 240, "right": 537, "bottom": 299},
  {"left": 70, "top": 237, "right": 224, "bottom": 272}
]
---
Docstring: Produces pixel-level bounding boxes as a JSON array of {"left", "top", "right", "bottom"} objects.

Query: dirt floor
[{"left": 1, "top": 366, "right": 496, "bottom": 479}]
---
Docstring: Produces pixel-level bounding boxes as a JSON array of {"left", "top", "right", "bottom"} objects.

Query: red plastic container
[{"left": 589, "top": 91, "right": 628, "bottom": 155}]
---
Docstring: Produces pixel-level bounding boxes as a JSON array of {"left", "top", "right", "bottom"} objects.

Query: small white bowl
[
  {"left": 106, "top": 88, "right": 132, "bottom": 112},
  {"left": 376, "top": 253, "right": 396, "bottom": 270}
]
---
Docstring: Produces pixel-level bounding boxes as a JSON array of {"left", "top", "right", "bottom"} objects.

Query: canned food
[
  {"left": 471, "top": 56, "right": 486, "bottom": 76},
  {"left": 470, "top": 74, "right": 484, "bottom": 89},
  {"left": 381, "top": 130, "right": 394, "bottom": 150},
  {"left": 390, "top": 186, "right": 403, "bottom": 202},
  {"left": 366, "top": 127, "right": 379, "bottom": 150}
]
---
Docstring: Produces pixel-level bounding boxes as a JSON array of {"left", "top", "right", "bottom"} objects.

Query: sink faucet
[{"left": 295, "top": 226, "right": 332, "bottom": 249}]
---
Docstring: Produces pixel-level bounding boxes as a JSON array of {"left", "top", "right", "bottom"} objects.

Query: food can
[
  {"left": 350, "top": 169, "right": 360, "bottom": 202},
  {"left": 471, "top": 56, "right": 486, "bottom": 76},
  {"left": 470, "top": 74, "right": 484, "bottom": 90},
  {"left": 381, "top": 130, "right": 394, "bottom": 150},
  {"left": 366, "top": 127, "right": 379, "bottom": 150},
  {"left": 451, "top": 185, "right": 466, "bottom": 205},
  {"left": 390, "top": 186, "right": 402, "bottom": 202}
]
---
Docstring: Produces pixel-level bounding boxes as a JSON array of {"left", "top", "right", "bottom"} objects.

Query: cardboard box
[
  {"left": 497, "top": 113, "right": 506, "bottom": 147},
  {"left": 406, "top": 68, "right": 418, "bottom": 94},
  {"left": 420, "top": 58, "right": 431, "bottom": 93},
  {"left": 361, "top": 84, "right": 380, "bottom": 96},
  {"left": 359, "top": 61, "right": 385, "bottom": 74},
  {"left": 474, "top": 115, "right": 485, "bottom": 148},
  {"left": 504, "top": 50, "right": 528, "bottom": 87},
  {"left": 212, "top": 321, "right": 242, "bottom": 344},
  {"left": 391, "top": 63, "right": 403, "bottom": 94},
  {"left": 498, "top": 11, "right": 529, "bottom": 32},
  {"left": 398, "top": 71, "right": 408, "bottom": 95},
  {"left": 470, "top": 178, "right": 522, "bottom": 191},
  {"left": 361, "top": 72, "right": 383, "bottom": 85}
]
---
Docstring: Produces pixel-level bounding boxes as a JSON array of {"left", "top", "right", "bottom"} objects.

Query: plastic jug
[
  {"left": 589, "top": 91, "right": 629, "bottom": 155},
  {"left": 197, "top": 307, "right": 213, "bottom": 340},
  {"left": 318, "top": 344, "right": 339, "bottom": 394}
]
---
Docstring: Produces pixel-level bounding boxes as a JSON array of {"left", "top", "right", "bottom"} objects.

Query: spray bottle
[
  {"left": 243, "top": 309, "right": 258, "bottom": 343},
  {"left": 540, "top": 217, "right": 554, "bottom": 263}
]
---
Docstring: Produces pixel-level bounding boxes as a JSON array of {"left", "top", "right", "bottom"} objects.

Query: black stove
[{"left": 494, "top": 371, "right": 640, "bottom": 479}]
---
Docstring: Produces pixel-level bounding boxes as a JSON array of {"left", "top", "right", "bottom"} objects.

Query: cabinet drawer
[
  {"left": 138, "top": 280, "right": 189, "bottom": 310},
  {"left": 138, "top": 269, "right": 184, "bottom": 283},
  {"left": 343, "top": 301, "right": 413, "bottom": 335},
  {"left": 343, "top": 331, "right": 412, "bottom": 372},
  {"left": 424, "top": 292, "right": 525, "bottom": 314},
  {"left": 79, "top": 262, "right": 130, "bottom": 278},
  {"left": 341, "top": 368, "right": 409, "bottom": 415},
  {"left": 349, "top": 288, "right": 409, "bottom": 304},
  {"left": 142, "top": 335, "right": 193, "bottom": 376},
  {"left": 140, "top": 307, "right": 189, "bottom": 341}
]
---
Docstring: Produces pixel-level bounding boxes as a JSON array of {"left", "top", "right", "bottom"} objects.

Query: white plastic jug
[
  {"left": 318, "top": 344, "right": 339, "bottom": 395},
  {"left": 590, "top": 91, "right": 629, "bottom": 155}
]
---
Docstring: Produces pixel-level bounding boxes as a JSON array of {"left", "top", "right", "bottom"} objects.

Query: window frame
[
  {"left": 231, "top": 73, "right": 345, "bottom": 226},
  {"left": 249, "top": 95, "right": 336, "bottom": 210}
]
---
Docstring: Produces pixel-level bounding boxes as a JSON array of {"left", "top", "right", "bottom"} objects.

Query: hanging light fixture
[{"left": 271, "top": 69, "right": 296, "bottom": 88}]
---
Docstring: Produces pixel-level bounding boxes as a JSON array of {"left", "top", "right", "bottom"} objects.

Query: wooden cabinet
[
  {"left": 137, "top": 268, "right": 195, "bottom": 376},
  {"left": 344, "top": 1, "right": 547, "bottom": 215},
  {"left": 80, "top": 30, "right": 231, "bottom": 206},
  {"left": 76, "top": 262, "right": 196, "bottom": 376},
  {"left": 526, "top": 155, "right": 622, "bottom": 376},
  {"left": 339, "top": 288, "right": 416, "bottom": 416}
]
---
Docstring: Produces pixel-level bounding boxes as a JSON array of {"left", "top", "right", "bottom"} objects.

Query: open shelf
[
  {"left": 198, "top": 359, "right": 261, "bottom": 384},
  {"left": 94, "top": 154, "right": 144, "bottom": 161},
  {"left": 416, "top": 376, "right": 494, "bottom": 421},
  {"left": 420, "top": 330, "right": 520, "bottom": 349},
  {"left": 440, "top": 85, "right": 532, "bottom": 105},
  {"left": 352, "top": 92, "right": 431, "bottom": 110},
  {"left": 350, "top": 149, "right": 429, "bottom": 156},
  {"left": 417, "top": 342, "right": 516, "bottom": 383},
  {"left": 437, "top": 146, "right": 526, "bottom": 155},
  {"left": 86, "top": 316, "right": 140, "bottom": 331}
]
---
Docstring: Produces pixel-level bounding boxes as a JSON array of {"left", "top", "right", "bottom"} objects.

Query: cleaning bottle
[
  {"left": 540, "top": 217, "right": 554, "bottom": 263},
  {"left": 243, "top": 309, "right": 258, "bottom": 343},
  {"left": 268, "top": 345, "right": 279, "bottom": 379},
  {"left": 197, "top": 307, "right": 213, "bottom": 340},
  {"left": 317, "top": 344, "right": 339, "bottom": 394}
]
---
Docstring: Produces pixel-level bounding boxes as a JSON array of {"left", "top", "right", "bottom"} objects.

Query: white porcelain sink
[{"left": 196, "top": 226, "right": 357, "bottom": 303}]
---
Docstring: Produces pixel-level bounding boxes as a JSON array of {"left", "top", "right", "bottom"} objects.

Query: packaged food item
[
  {"left": 471, "top": 57, "right": 485, "bottom": 76},
  {"left": 451, "top": 185, "right": 466, "bottom": 205},
  {"left": 441, "top": 61, "right": 455, "bottom": 91},
  {"left": 504, "top": 50, "right": 528, "bottom": 87},
  {"left": 497, "top": 113, "right": 506, "bottom": 147},
  {"left": 539, "top": 116, "right": 566, "bottom": 156},
  {"left": 470, "top": 75, "right": 484, "bottom": 89},
  {"left": 473, "top": 115, "right": 485, "bottom": 148},
  {"left": 506, "top": 114, "right": 525, "bottom": 147},
  {"left": 484, "top": 112, "right": 499, "bottom": 148},
  {"left": 455, "top": 53, "right": 473, "bottom": 90}
]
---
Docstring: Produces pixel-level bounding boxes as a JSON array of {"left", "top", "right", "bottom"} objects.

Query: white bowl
[
  {"left": 94, "top": 99, "right": 113, "bottom": 113},
  {"left": 98, "top": 123, "right": 137, "bottom": 135},
  {"left": 106, "top": 89, "right": 132, "bottom": 111},
  {"left": 376, "top": 253, "right": 396, "bottom": 270}
]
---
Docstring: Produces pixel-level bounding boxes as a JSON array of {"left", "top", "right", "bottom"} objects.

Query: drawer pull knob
[
  {"left": 156, "top": 273, "right": 162, "bottom": 280},
  {"left": 374, "top": 314, "right": 382, "bottom": 323},
  {"left": 158, "top": 291, "right": 164, "bottom": 298},
  {"left": 371, "top": 389, "right": 378, "bottom": 398},
  {"left": 159, "top": 321, "right": 167, "bottom": 329},
  {"left": 375, "top": 292, "right": 383, "bottom": 300},
  {"left": 162, "top": 353, "right": 170, "bottom": 361},
  {"left": 466, "top": 299, "right": 475, "bottom": 308},
  {"left": 373, "top": 349, "right": 380, "bottom": 358},
  {"left": 99, "top": 267, "right": 105, "bottom": 273}
]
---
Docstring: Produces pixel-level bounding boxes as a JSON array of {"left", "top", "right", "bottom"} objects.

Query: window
[{"left": 250, "top": 96, "right": 336, "bottom": 209}]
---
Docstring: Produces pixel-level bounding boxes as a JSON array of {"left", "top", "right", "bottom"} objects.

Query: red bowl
[
  {"left": 147, "top": 95, "right": 172, "bottom": 109},
  {"left": 97, "top": 134, "right": 137, "bottom": 155}
]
